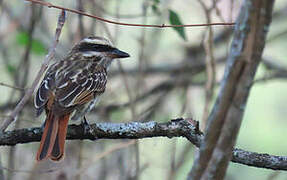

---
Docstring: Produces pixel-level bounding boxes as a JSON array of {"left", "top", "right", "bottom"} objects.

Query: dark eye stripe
[{"left": 78, "top": 43, "right": 115, "bottom": 52}]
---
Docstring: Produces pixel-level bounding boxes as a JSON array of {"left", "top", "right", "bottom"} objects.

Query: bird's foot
[
  {"left": 81, "top": 117, "right": 97, "bottom": 139},
  {"left": 81, "top": 116, "right": 92, "bottom": 134}
]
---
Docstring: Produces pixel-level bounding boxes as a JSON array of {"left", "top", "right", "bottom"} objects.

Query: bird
[{"left": 34, "top": 36, "right": 130, "bottom": 161}]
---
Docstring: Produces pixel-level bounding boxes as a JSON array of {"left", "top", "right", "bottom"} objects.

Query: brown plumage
[{"left": 34, "top": 36, "right": 130, "bottom": 161}]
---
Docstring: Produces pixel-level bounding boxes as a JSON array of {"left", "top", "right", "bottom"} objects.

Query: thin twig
[
  {"left": 198, "top": 0, "right": 216, "bottom": 126},
  {"left": 25, "top": 0, "right": 235, "bottom": 28},
  {"left": 0, "top": 10, "right": 66, "bottom": 132},
  {"left": 0, "top": 82, "right": 24, "bottom": 91},
  {"left": 0, "top": 165, "right": 61, "bottom": 174}
]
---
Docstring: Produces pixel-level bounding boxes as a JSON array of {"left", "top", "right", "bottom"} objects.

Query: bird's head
[{"left": 71, "top": 36, "right": 130, "bottom": 66}]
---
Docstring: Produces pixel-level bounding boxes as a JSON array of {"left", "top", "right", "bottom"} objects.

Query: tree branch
[
  {"left": 1, "top": 118, "right": 286, "bottom": 171},
  {"left": 202, "top": 1, "right": 275, "bottom": 179},
  {"left": 189, "top": 0, "right": 275, "bottom": 179},
  {"left": 25, "top": 0, "right": 235, "bottom": 28}
]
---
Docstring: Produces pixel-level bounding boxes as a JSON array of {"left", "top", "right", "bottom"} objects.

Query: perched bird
[{"left": 34, "top": 36, "right": 130, "bottom": 161}]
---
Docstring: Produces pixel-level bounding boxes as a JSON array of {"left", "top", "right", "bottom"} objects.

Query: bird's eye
[{"left": 78, "top": 43, "right": 115, "bottom": 52}]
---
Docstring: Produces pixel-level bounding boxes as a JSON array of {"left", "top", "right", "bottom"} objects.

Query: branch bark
[{"left": 0, "top": 118, "right": 286, "bottom": 171}]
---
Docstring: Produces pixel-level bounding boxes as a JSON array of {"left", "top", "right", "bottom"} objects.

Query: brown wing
[
  {"left": 55, "top": 61, "right": 107, "bottom": 108},
  {"left": 35, "top": 60, "right": 107, "bottom": 116},
  {"left": 34, "top": 62, "right": 60, "bottom": 116}
]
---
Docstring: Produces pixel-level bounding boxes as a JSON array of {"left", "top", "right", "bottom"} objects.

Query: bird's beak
[{"left": 110, "top": 48, "right": 130, "bottom": 59}]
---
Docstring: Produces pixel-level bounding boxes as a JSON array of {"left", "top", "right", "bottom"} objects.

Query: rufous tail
[{"left": 36, "top": 112, "right": 70, "bottom": 161}]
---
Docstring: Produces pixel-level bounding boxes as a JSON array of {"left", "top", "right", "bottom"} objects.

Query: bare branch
[
  {"left": 204, "top": 1, "right": 275, "bottom": 178},
  {"left": 25, "top": 0, "right": 235, "bottom": 28},
  {"left": 197, "top": 0, "right": 217, "bottom": 125},
  {"left": 0, "top": 82, "right": 24, "bottom": 91},
  {"left": 189, "top": 0, "right": 276, "bottom": 179},
  {"left": 0, "top": 118, "right": 286, "bottom": 171}
]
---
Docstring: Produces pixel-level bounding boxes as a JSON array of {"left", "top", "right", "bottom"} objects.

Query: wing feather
[
  {"left": 35, "top": 69, "right": 56, "bottom": 116},
  {"left": 56, "top": 62, "right": 107, "bottom": 107},
  {"left": 34, "top": 59, "right": 107, "bottom": 115}
]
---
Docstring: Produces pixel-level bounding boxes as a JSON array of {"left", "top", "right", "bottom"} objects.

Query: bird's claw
[
  {"left": 81, "top": 117, "right": 97, "bottom": 138},
  {"left": 81, "top": 117, "right": 92, "bottom": 134}
]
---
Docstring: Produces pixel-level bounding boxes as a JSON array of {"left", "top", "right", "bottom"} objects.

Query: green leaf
[
  {"left": 16, "top": 32, "right": 29, "bottom": 46},
  {"left": 6, "top": 64, "right": 16, "bottom": 74},
  {"left": 168, "top": 9, "right": 187, "bottom": 41},
  {"left": 153, "top": 0, "right": 160, "bottom": 4},
  {"left": 16, "top": 32, "right": 47, "bottom": 55},
  {"left": 31, "top": 39, "right": 46, "bottom": 55}
]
